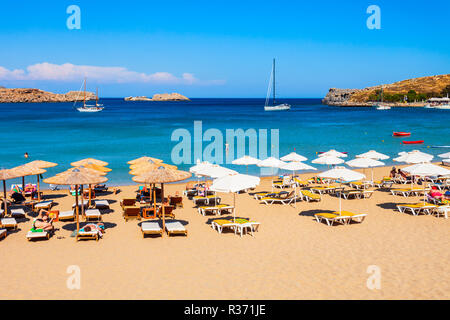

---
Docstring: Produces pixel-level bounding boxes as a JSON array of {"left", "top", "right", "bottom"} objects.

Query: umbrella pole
[
  {"left": 22, "top": 177, "right": 25, "bottom": 195},
  {"left": 153, "top": 186, "right": 156, "bottom": 217},
  {"left": 80, "top": 185, "right": 85, "bottom": 220},
  {"left": 233, "top": 193, "right": 236, "bottom": 222},
  {"left": 37, "top": 174, "right": 41, "bottom": 201},
  {"left": 88, "top": 184, "right": 92, "bottom": 208},
  {"left": 75, "top": 184, "right": 80, "bottom": 240},
  {"left": 3, "top": 180, "right": 7, "bottom": 215},
  {"left": 161, "top": 183, "right": 165, "bottom": 237}
]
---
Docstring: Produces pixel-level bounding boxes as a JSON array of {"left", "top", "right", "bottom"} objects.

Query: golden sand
[{"left": 1, "top": 164, "right": 449, "bottom": 300}]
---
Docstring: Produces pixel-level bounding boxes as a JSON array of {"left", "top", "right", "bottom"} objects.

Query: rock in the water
[{"left": 124, "top": 93, "right": 190, "bottom": 101}]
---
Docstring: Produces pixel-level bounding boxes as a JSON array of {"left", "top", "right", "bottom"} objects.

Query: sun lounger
[
  {"left": 233, "top": 218, "right": 260, "bottom": 237},
  {"left": 193, "top": 195, "right": 221, "bottom": 205},
  {"left": 301, "top": 190, "right": 321, "bottom": 202},
  {"left": 72, "top": 200, "right": 89, "bottom": 208},
  {"left": 0, "top": 229, "right": 6, "bottom": 240},
  {"left": 26, "top": 230, "right": 50, "bottom": 241},
  {"left": 294, "top": 178, "right": 309, "bottom": 187},
  {"left": 165, "top": 221, "right": 188, "bottom": 236},
  {"left": 0, "top": 218, "right": 17, "bottom": 229},
  {"left": 58, "top": 210, "right": 75, "bottom": 221},
  {"left": 314, "top": 213, "right": 350, "bottom": 226},
  {"left": 157, "top": 206, "right": 176, "bottom": 219},
  {"left": 260, "top": 192, "right": 301, "bottom": 205},
  {"left": 397, "top": 203, "right": 438, "bottom": 216},
  {"left": 84, "top": 209, "right": 102, "bottom": 221},
  {"left": 198, "top": 204, "right": 234, "bottom": 216},
  {"left": 333, "top": 211, "right": 367, "bottom": 223},
  {"left": 10, "top": 208, "right": 26, "bottom": 218},
  {"left": 123, "top": 206, "right": 141, "bottom": 222},
  {"left": 141, "top": 221, "right": 163, "bottom": 238},
  {"left": 431, "top": 205, "right": 450, "bottom": 219},
  {"left": 310, "top": 186, "right": 337, "bottom": 195},
  {"left": 94, "top": 200, "right": 110, "bottom": 209},
  {"left": 211, "top": 219, "right": 238, "bottom": 234},
  {"left": 76, "top": 230, "right": 100, "bottom": 241},
  {"left": 120, "top": 198, "right": 136, "bottom": 208},
  {"left": 169, "top": 196, "right": 183, "bottom": 208},
  {"left": 349, "top": 181, "right": 374, "bottom": 189},
  {"left": 272, "top": 177, "right": 294, "bottom": 189},
  {"left": 34, "top": 200, "right": 53, "bottom": 212},
  {"left": 390, "top": 188, "right": 426, "bottom": 197}
]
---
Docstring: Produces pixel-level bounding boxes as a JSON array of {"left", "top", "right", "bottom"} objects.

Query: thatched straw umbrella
[
  {"left": 44, "top": 167, "right": 107, "bottom": 239},
  {"left": 71, "top": 158, "right": 109, "bottom": 167},
  {"left": 127, "top": 156, "right": 163, "bottom": 165},
  {"left": 0, "top": 169, "right": 22, "bottom": 214},
  {"left": 21, "top": 160, "right": 57, "bottom": 201},
  {"left": 132, "top": 167, "right": 191, "bottom": 235},
  {"left": 9, "top": 165, "right": 47, "bottom": 201},
  {"left": 76, "top": 163, "right": 111, "bottom": 207}
]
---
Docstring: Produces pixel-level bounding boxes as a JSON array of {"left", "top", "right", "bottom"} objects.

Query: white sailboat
[
  {"left": 76, "top": 79, "right": 104, "bottom": 113},
  {"left": 264, "top": 59, "right": 290, "bottom": 111},
  {"left": 373, "top": 86, "right": 391, "bottom": 110}
]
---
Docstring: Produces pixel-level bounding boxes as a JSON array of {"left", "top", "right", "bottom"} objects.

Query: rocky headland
[
  {"left": 0, "top": 88, "right": 96, "bottom": 103},
  {"left": 125, "top": 93, "right": 190, "bottom": 101},
  {"left": 323, "top": 74, "right": 450, "bottom": 107}
]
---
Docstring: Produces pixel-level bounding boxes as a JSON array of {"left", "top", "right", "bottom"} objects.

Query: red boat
[
  {"left": 403, "top": 140, "right": 424, "bottom": 145},
  {"left": 393, "top": 132, "right": 411, "bottom": 137}
]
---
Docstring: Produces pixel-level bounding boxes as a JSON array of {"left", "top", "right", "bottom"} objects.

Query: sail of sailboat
[{"left": 264, "top": 59, "right": 291, "bottom": 111}]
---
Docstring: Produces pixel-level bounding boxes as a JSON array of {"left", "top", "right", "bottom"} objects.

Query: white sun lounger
[
  {"left": 211, "top": 220, "right": 238, "bottom": 234},
  {"left": 260, "top": 194, "right": 301, "bottom": 205},
  {"left": 58, "top": 210, "right": 75, "bottom": 221},
  {"left": 431, "top": 205, "right": 450, "bottom": 219},
  {"left": 76, "top": 230, "right": 100, "bottom": 241},
  {"left": 26, "top": 230, "right": 49, "bottom": 241},
  {"left": 397, "top": 203, "right": 437, "bottom": 216},
  {"left": 197, "top": 205, "right": 234, "bottom": 216},
  {"left": 314, "top": 213, "right": 350, "bottom": 226},
  {"left": 34, "top": 201, "right": 53, "bottom": 210},
  {"left": 1, "top": 218, "right": 18, "bottom": 229},
  {"left": 94, "top": 200, "right": 110, "bottom": 209},
  {"left": 10, "top": 208, "right": 26, "bottom": 218},
  {"left": 72, "top": 200, "right": 89, "bottom": 208},
  {"left": 0, "top": 229, "right": 6, "bottom": 239},
  {"left": 165, "top": 221, "right": 188, "bottom": 236},
  {"left": 141, "top": 221, "right": 163, "bottom": 238},
  {"left": 84, "top": 209, "right": 102, "bottom": 221}
]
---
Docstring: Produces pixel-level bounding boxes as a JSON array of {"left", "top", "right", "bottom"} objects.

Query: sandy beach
[{"left": 1, "top": 164, "right": 449, "bottom": 300}]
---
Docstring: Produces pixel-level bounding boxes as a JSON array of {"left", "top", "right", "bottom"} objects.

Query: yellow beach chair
[
  {"left": 314, "top": 213, "right": 350, "bottom": 226},
  {"left": 301, "top": 190, "right": 321, "bottom": 202}
]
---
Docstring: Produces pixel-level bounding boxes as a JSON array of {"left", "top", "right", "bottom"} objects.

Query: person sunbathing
[
  {"left": 390, "top": 167, "right": 397, "bottom": 178},
  {"left": 33, "top": 211, "right": 55, "bottom": 232},
  {"left": 429, "top": 186, "right": 443, "bottom": 200},
  {"left": 80, "top": 223, "right": 105, "bottom": 238}
]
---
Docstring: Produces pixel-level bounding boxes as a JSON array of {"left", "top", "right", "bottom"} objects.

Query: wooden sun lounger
[
  {"left": 301, "top": 190, "right": 321, "bottom": 202},
  {"left": 34, "top": 200, "right": 53, "bottom": 212},
  {"left": 120, "top": 198, "right": 136, "bottom": 208},
  {"left": 198, "top": 204, "right": 234, "bottom": 216},
  {"left": 123, "top": 206, "right": 141, "bottom": 222},
  {"left": 26, "top": 230, "right": 50, "bottom": 241},
  {"left": 84, "top": 209, "right": 102, "bottom": 221},
  {"left": 165, "top": 221, "right": 188, "bottom": 236},
  {"left": 58, "top": 210, "right": 75, "bottom": 221},
  {"left": 72, "top": 200, "right": 88, "bottom": 208},
  {"left": 10, "top": 208, "right": 26, "bottom": 218},
  {"left": 314, "top": 213, "right": 350, "bottom": 226},
  {"left": 94, "top": 200, "right": 110, "bottom": 209},
  {"left": 0, "top": 218, "right": 18, "bottom": 230},
  {"left": 76, "top": 230, "right": 100, "bottom": 241},
  {"left": 396, "top": 203, "right": 437, "bottom": 216},
  {"left": 0, "top": 229, "right": 6, "bottom": 240},
  {"left": 141, "top": 221, "right": 163, "bottom": 238}
]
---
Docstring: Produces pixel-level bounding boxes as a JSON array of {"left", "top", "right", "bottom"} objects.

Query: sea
[{"left": 1, "top": 98, "right": 449, "bottom": 187}]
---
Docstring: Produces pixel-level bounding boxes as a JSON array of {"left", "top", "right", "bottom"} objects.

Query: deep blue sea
[{"left": 1, "top": 98, "right": 449, "bottom": 186}]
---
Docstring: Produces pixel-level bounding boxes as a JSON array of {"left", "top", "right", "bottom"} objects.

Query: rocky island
[
  {"left": 124, "top": 92, "right": 190, "bottom": 101},
  {"left": 0, "top": 88, "right": 96, "bottom": 103},
  {"left": 323, "top": 74, "right": 450, "bottom": 107}
]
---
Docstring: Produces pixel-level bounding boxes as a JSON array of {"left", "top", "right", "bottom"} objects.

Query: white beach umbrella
[
  {"left": 356, "top": 150, "right": 390, "bottom": 161},
  {"left": 438, "top": 152, "right": 450, "bottom": 159},
  {"left": 402, "top": 163, "right": 450, "bottom": 203},
  {"left": 393, "top": 150, "right": 433, "bottom": 164},
  {"left": 312, "top": 156, "right": 345, "bottom": 166},
  {"left": 319, "top": 149, "right": 348, "bottom": 158},
  {"left": 232, "top": 156, "right": 260, "bottom": 174},
  {"left": 346, "top": 158, "right": 385, "bottom": 182},
  {"left": 318, "top": 167, "right": 365, "bottom": 214},
  {"left": 210, "top": 174, "right": 260, "bottom": 222},
  {"left": 189, "top": 160, "right": 213, "bottom": 175},
  {"left": 280, "top": 152, "right": 308, "bottom": 162},
  {"left": 199, "top": 165, "right": 238, "bottom": 179},
  {"left": 280, "top": 162, "right": 317, "bottom": 172},
  {"left": 256, "top": 157, "right": 286, "bottom": 168}
]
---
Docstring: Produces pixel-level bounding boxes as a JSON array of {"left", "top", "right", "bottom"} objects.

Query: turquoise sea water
[{"left": 0, "top": 98, "right": 449, "bottom": 187}]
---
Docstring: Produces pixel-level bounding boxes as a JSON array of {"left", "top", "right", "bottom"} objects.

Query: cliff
[
  {"left": 0, "top": 88, "right": 96, "bottom": 103},
  {"left": 125, "top": 92, "right": 190, "bottom": 101},
  {"left": 323, "top": 74, "right": 450, "bottom": 106}
]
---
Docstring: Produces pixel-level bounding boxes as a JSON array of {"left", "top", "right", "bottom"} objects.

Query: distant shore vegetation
[{"left": 368, "top": 85, "right": 450, "bottom": 103}]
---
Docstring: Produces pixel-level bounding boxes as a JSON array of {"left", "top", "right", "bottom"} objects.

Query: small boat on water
[
  {"left": 75, "top": 79, "right": 104, "bottom": 113},
  {"left": 393, "top": 132, "right": 411, "bottom": 137},
  {"left": 373, "top": 86, "right": 391, "bottom": 110},
  {"left": 403, "top": 140, "right": 424, "bottom": 145},
  {"left": 264, "top": 59, "right": 291, "bottom": 112}
]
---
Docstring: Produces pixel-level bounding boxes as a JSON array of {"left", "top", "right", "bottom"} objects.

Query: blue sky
[{"left": 0, "top": 0, "right": 449, "bottom": 97}]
